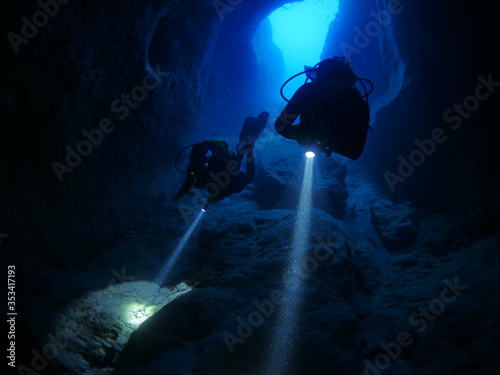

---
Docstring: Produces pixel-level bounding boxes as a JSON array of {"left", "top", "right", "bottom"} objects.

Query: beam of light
[
  {"left": 268, "top": 0, "right": 339, "bottom": 95},
  {"left": 264, "top": 156, "right": 315, "bottom": 375},
  {"left": 155, "top": 210, "right": 205, "bottom": 287}
]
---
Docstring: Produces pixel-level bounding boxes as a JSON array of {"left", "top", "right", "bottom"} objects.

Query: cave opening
[
  {"left": 257, "top": 0, "right": 339, "bottom": 98},
  {"left": 197, "top": 0, "right": 340, "bottom": 139}
]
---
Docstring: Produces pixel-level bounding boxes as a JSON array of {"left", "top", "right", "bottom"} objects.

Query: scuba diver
[
  {"left": 275, "top": 57, "right": 373, "bottom": 160},
  {"left": 173, "top": 111, "right": 269, "bottom": 208}
]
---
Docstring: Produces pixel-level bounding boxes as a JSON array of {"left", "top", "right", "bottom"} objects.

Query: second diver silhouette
[{"left": 173, "top": 111, "right": 270, "bottom": 209}]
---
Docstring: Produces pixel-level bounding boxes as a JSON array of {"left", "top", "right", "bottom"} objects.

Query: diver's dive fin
[{"left": 238, "top": 111, "right": 269, "bottom": 152}]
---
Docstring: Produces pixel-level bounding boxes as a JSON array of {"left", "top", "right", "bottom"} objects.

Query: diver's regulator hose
[
  {"left": 280, "top": 66, "right": 374, "bottom": 104},
  {"left": 174, "top": 144, "right": 196, "bottom": 174}
]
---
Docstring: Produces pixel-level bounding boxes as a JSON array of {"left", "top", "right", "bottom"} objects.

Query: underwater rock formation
[
  {"left": 256, "top": 135, "right": 349, "bottom": 218},
  {"left": 370, "top": 199, "right": 417, "bottom": 251},
  {"left": 112, "top": 204, "right": 381, "bottom": 375}
]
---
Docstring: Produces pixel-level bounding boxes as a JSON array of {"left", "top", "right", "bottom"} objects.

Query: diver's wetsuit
[
  {"left": 177, "top": 163, "right": 207, "bottom": 198},
  {"left": 176, "top": 149, "right": 255, "bottom": 202},
  {"left": 275, "top": 81, "right": 370, "bottom": 160},
  {"left": 206, "top": 151, "right": 255, "bottom": 202},
  {"left": 175, "top": 112, "right": 267, "bottom": 203}
]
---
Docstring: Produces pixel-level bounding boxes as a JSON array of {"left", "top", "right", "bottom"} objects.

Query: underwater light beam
[
  {"left": 155, "top": 210, "right": 205, "bottom": 286},
  {"left": 264, "top": 156, "right": 315, "bottom": 375}
]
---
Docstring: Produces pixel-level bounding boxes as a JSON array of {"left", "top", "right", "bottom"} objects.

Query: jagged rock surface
[
  {"left": 256, "top": 134, "right": 349, "bottom": 218},
  {"left": 370, "top": 199, "right": 418, "bottom": 251}
]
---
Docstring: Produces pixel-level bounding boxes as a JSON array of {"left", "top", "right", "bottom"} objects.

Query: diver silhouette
[
  {"left": 173, "top": 111, "right": 269, "bottom": 207},
  {"left": 275, "top": 57, "right": 373, "bottom": 160}
]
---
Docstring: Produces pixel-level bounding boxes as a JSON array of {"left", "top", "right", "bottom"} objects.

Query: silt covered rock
[{"left": 370, "top": 199, "right": 417, "bottom": 251}]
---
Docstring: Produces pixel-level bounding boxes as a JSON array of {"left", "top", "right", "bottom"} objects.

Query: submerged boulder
[
  {"left": 255, "top": 134, "right": 349, "bottom": 218},
  {"left": 370, "top": 199, "right": 417, "bottom": 251}
]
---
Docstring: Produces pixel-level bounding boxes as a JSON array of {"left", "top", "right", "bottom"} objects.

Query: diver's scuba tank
[
  {"left": 208, "top": 139, "right": 234, "bottom": 160},
  {"left": 175, "top": 139, "right": 234, "bottom": 175}
]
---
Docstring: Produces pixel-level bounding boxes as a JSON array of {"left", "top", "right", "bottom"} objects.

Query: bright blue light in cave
[{"left": 269, "top": 0, "right": 339, "bottom": 94}]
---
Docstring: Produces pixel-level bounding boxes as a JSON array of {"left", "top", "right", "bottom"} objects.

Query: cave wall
[
  {"left": 2, "top": 0, "right": 226, "bottom": 261},
  {"left": 196, "top": 0, "right": 289, "bottom": 138},
  {"left": 382, "top": 0, "right": 498, "bottom": 236},
  {"left": 322, "top": 0, "right": 394, "bottom": 104},
  {"left": 323, "top": 0, "right": 499, "bottom": 233}
]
